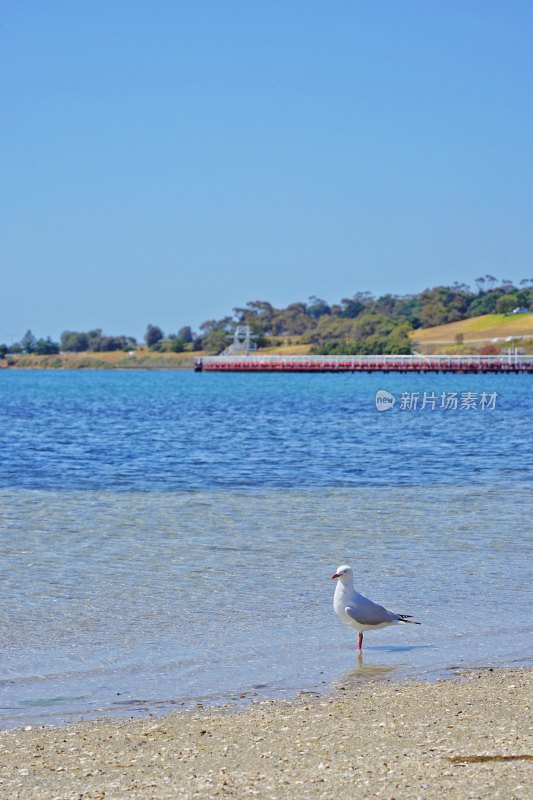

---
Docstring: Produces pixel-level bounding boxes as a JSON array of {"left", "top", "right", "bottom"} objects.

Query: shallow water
[{"left": 0, "top": 371, "right": 531, "bottom": 727}]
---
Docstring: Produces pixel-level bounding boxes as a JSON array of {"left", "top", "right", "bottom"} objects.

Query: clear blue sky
[{"left": 1, "top": 1, "right": 532, "bottom": 342}]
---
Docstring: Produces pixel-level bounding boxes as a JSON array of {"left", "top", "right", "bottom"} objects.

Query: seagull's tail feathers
[{"left": 396, "top": 614, "right": 421, "bottom": 625}]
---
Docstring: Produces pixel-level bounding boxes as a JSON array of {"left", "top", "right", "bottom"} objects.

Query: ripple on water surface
[
  {"left": 0, "top": 371, "right": 531, "bottom": 725},
  {"left": 0, "top": 484, "right": 531, "bottom": 727}
]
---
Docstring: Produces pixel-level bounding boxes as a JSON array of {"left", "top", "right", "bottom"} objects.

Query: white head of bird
[{"left": 331, "top": 565, "right": 354, "bottom": 584}]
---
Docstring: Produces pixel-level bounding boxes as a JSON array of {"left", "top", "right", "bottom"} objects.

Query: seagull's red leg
[{"left": 358, "top": 632, "right": 363, "bottom": 651}]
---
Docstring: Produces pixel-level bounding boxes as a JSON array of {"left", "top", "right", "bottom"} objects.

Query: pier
[{"left": 195, "top": 354, "right": 533, "bottom": 373}]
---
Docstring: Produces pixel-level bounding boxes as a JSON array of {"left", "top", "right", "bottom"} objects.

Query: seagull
[{"left": 332, "top": 565, "right": 420, "bottom": 652}]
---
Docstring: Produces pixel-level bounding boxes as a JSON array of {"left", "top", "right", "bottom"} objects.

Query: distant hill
[{"left": 3, "top": 279, "right": 532, "bottom": 360}]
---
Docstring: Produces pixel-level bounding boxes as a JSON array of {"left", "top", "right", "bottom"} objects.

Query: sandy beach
[{"left": 0, "top": 667, "right": 530, "bottom": 799}]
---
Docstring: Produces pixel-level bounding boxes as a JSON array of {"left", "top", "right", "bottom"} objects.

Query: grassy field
[
  {"left": 2, "top": 348, "right": 203, "bottom": 370},
  {"left": 411, "top": 313, "right": 533, "bottom": 344},
  {"left": 258, "top": 341, "right": 312, "bottom": 355}
]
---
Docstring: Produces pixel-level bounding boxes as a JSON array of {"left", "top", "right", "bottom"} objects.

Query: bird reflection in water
[{"left": 333, "top": 651, "right": 397, "bottom": 692}]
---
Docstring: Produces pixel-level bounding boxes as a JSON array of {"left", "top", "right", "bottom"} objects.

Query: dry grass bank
[
  {"left": 1, "top": 349, "right": 203, "bottom": 370},
  {"left": 411, "top": 313, "right": 533, "bottom": 345}
]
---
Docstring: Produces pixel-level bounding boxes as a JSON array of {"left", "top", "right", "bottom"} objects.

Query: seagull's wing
[{"left": 344, "top": 599, "right": 399, "bottom": 626}]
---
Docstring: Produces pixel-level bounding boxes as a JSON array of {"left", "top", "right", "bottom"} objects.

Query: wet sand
[{"left": 0, "top": 667, "right": 530, "bottom": 799}]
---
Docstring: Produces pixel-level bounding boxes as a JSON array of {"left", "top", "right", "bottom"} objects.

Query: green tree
[
  {"left": 178, "top": 326, "right": 193, "bottom": 343},
  {"left": 467, "top": 287, "right": 505, "bottom": 316},
  {"left": 385, "top": 322, "right": 412, "bottom": 354},
  {"left": 60, "top": 331, "right": 89, "bottom": 352},
  {"left": 496, "top": 294, "right": 519, "bottom": 314},
  {"left": 35, "top": 337, "right": 60, "bottom": 355},
  {"left": 87, "top": 329, "right": 104, "bottom": 350},
  {"left": 199, "top": 319, "right": 219, "bottom": 334},
  {"left": 21, "top": 329, "right": 37, "bottom": 354},
  {"left": 307, "top": 296, "right": 331, "bottom": 320},
  {"left": 419, "top": 286, "right": 471, "bottom": 327},
  {"left": 145, "top": 324, "right": 164, "bottom": 347},
  {"left": 340, "top": 295, "right": 368, "bottom": 319},
  {"left": 203, "top": 329, "right": 228, "bottom": 353},
  {"left": 272, "top": 302, "right": 312, "bottom": 335},
  {"left": 170, "top": 337, "right": 186, "bottom": 353}
]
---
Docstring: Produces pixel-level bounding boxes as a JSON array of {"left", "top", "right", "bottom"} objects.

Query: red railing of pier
[{"left": 195, "top": 355, "right": 533, "bottom": 373}]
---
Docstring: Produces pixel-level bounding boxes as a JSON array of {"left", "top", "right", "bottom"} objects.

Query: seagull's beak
[{"left": 331, "top": 573, "right": 339, "bottom": 580}]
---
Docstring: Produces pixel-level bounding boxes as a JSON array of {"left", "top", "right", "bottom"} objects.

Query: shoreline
[{"left": 1, "top": 667, "right": 530, "bottom": 799}]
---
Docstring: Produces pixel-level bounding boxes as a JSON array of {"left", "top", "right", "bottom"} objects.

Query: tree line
[{"left": 1, "top": 276, "right": 531, "bottom": 358}]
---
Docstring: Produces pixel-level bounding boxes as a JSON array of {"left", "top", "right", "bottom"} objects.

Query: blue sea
[{"left": 0, "top": 370, "right": 531, "bottom": 728}]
